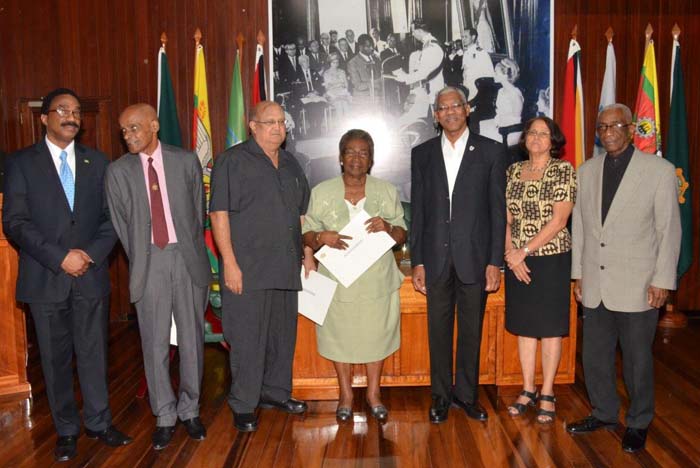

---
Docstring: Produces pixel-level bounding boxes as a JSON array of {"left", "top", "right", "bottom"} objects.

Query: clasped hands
[
  {"left": 504, "top": 247, "right": 531, "bottom": 284},
  {"left": 61, "top": 249, "right": 93, "bottom": 277},
  {"left": 316, "top": 216, "right": 391, "bottom": 250}
]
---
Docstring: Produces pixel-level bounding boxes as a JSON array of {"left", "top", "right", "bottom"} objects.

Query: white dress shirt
[
  {"left": 45, "top": 136, "right": 76, "bottom": 179},
  {"left": 441, "top": 127, "right": 469, "bottom": 205}
]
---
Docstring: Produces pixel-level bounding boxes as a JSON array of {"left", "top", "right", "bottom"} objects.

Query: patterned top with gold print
[{"left": 506, "top": 159, "right": 577, "bottom": 256}]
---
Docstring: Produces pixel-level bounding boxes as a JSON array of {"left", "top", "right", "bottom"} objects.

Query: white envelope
[
  {"left": 314, "top": 209, "right": 396, "bottom": 288},
  {"left": 298, "top": 270, "right": 338, "bottom": 325}
]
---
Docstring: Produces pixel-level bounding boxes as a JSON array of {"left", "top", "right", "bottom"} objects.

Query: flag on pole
[
  {"left": 226, "top": 49, "right": 246, "bottom": 148},
  {"left": 667, "top": 33, "right": 692, "bottom": 277},
  {"left": 192, "top": 33, "right": 219, "bottom": 275},
  {"left": 633, "top": 37, "right": 661, "bottom": 155},
  {"left": 157, "top": 43, "right": 182, "bottom": 147},
  {"left": 252, "top": 41, "right": 267, "bottom": 106},
  {"left": 561, "top": 37, "right": 585, "bottom": 168},
  {"left": 594, "top": 39, "right": 616, "bottom": 157}
]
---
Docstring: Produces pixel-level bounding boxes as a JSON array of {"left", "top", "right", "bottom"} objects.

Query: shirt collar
[
  {"left": 139, "top": 141, "right": 163, "bottom": 165},
  {"left": 441, "top": 127, "right": 470, "bottom": 149},
  {"left": 605, "top": 144, "right": 634, "bottom": 166}
]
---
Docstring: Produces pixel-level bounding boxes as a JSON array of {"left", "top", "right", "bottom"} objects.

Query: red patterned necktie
[{"left": 148, "top": 157, "right": 169, "bottom": 249}]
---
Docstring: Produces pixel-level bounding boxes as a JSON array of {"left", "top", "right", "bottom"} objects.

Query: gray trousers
[
  {"left": 135, "top": 244, "right": 208, "bottom": 426},
  {"left": 582, "top": 304, "right": 658, "bottom": 429},
  {"left": 222, "top": 288, "right": 298, "bottom": 413}
]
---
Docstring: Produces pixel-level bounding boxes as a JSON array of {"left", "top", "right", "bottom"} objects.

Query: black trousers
[
  {"left": 29, "top": 292, "right": 112, "bottom": 437},
  {"left": 582, "top": 304, "right": 658, "bottom": 429},
  {"left": 426, "top": 256, "right": 487, "bottom": 404},
  {"left": 222, "top": 289, "right": 298, "bottom": 413}
]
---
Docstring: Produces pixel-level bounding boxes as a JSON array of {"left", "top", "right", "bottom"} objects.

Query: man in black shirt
[
  {"left": 210, "top": 101, "right": 311, "bottom": 433},
  {"left": 568, "top": 103, "right": 681, "bottom": 453}
]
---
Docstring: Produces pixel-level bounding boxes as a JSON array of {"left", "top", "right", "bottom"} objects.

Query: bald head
[
  {"left": 249, "top": 100, "right": 286, "bottom": 151},
  {"left": 119, "top": 103, "right": 160, "bottom": 155},
  {"left": 250, "top": 101, "right": 283, "bottom": 122}
]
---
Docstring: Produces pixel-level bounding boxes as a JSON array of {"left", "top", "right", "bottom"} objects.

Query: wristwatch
[{"left": 523, "top": 245, "right": 531, "bottom": 255}]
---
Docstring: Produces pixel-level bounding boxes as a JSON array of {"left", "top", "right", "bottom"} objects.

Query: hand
[
  {"left": 504, "top": 248, "right": 527, "bottom": 270},
  {"left": 365, "top": 217, "right": 391, "bottom": 234},
  {"left": 303, "top": 255, "right": 317, "bottom": 279},
  {"left": 412, "top": 265, "right": 427, "bottom": 295},
  {"left": 647, "top": 286, "right": 669, "bottom": 309},
  {"left": 223, "top": 261, "right": 243, "bottom": 295},
  {"left": 319, "top": 231, "right": 352, "bottom": 250},
  {"left": 573, "top": 279, "right": 582, "bottom": 303},
  {"left": 484, "top": 265, "right": 501, "bottom": 292},
  {"left": 60, "top": 249, "right": 90, "bottom": 277},
  {"left": 510, "top": 261, "right": 531, "bottom": 284}
]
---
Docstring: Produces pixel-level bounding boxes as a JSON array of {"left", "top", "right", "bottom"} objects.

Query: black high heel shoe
[{"left": 507, "top": 389, "right": 538, "bottom": 417}]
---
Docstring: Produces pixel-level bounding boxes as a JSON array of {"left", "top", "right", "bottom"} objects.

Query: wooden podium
[
  {"left": 292, "top": 263, "right": 577, "bottom": 400},
  {"left": 0, "top": 194, "right": 32, "bottom": 402}
]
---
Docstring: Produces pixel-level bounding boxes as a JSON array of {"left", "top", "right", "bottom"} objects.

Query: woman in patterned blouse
[{"left": 504, "top": 117, "right": 577, "bottom": 424}]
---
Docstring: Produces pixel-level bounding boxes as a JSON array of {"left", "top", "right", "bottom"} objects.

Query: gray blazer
[
  {"left": 571, "top": 148, "right": 681, "bottom": 312},
  {"left": 105, "top": 143, "right": 212, "bottom": 303}
]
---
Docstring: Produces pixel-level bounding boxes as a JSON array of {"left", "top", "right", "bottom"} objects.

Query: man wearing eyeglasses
[
  {"left": 410, "top": 86, "right": 506, "bottom": 424},
  {"left": 210, "top": 101, "right": 311, "bottom": 433},
  {"left": 567, "top": 103, "right": 681, "bottom": 453},
  {"left": 2, "top": 88, "right": 132, "bottom": 462}
]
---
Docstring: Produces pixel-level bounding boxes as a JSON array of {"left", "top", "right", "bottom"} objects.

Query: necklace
[{"left": 523, "top": 158, "right": 550, "bottom": 173}]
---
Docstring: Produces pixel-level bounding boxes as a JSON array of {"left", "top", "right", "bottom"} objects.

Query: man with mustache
[
  {"left": 210, "top": 101, "right": 311, "bottom": 433},
  {"left": 2, "top": 88, "right": 131, "bottom": 462},
  {"left": 105, "top": 104, "right": 212, "bottom": 450}
]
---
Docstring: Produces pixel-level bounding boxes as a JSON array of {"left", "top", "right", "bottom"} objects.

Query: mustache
[{"left": 61, "top": 122, "right": 80, "bottom": 129}]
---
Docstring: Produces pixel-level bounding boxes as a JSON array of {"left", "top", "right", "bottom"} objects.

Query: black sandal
[
  {"left": 537, "top": 394, "right": 556, "bottom": 424},
  {"left": 507, "top": 390, "right": 538, "bottom": 416}
]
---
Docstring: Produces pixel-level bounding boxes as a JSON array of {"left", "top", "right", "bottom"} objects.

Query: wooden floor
[{"left": 1, "top": 316, "right": 699, "bottom": 468}]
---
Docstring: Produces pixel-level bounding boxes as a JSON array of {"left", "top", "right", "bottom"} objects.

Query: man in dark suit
[
  {"left": 292, "top": 55, "right": 326, "bottom": 136},
  {"left": 308, "top": 39, "right": 327, "bottom": 74},
  {"left": 2, "top": 88, "right": 132, "bottom": 462},
  {"left": 277, "top": 43, "right": 303, "bottom": 93},
  {"left": 410, "top": 86, "right": 506, "bottom": 424},
  {"left": 105, "top": 104, "right": 212, "bottom": 450},
  {"left": 380, "top": 33, "right": 407, "bottom": 115},
  {"left": 336, "top": 38, "right": 353, "bottom": 69}
]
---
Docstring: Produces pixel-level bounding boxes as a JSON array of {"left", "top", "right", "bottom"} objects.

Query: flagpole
[{"left": 658, "top": 23, "right": 688, "bottom": 330}]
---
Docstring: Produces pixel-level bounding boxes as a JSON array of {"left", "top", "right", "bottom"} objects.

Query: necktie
[
  {"left": 306, "top": 71, "right": 312, "bottom": 91},
  {"left": 58, "top": 150, "right": 75, "bottom": 211},
  {"left": 148, "top": 157, "right": 169, "bottom": 249}
]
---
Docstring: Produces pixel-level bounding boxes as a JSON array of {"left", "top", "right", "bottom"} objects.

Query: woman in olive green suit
[{"left": 302, "top": 129, "right": 407, "bottom": 423}]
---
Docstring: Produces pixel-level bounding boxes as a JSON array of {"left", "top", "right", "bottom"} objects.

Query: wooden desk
[
  {"left": 0, "top": 194, "right": 32, "bottom": 402},
  {"left": 292, "top": 264, "right": 577, "bottom": 400}
]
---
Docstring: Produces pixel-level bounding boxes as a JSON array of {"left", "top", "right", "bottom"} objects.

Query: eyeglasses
[
  {"left": 343, "top": 150, "right": 370, "bottom": 159},
  {"left": 254, "top": 119, "right": 287, "bottom": 127},
  {"left": 436, "top": 102, "right": 466, "bottom": 113},
  {"left": 525, "top": 130, "right": 551, "bottom": 139},
  {"left": 120, "top": 124, "right": 142, "bottom": 136},
  {"left": 596, "top": 122, "right": 632, "bottom": 133},
  {"left": 48, "top": 107, "right": 82, "bottom": 119}
]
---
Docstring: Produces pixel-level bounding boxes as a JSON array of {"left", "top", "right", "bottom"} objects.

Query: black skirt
[{"left": 505, "top": 251, "right": 571, "bottom": 338}]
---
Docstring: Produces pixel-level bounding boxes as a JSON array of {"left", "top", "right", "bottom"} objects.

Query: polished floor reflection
[{"left": 0, "top": 318, "right": 699, "bottom": 467}]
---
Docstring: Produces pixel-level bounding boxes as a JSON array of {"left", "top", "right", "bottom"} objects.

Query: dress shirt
[
  {"left": 140, "top": 142, "right": 178, "bottom": 244},
  {"left": 601, "top": 144, "right": 634, "bottom": 224},
  {"left": 45, "top": 136, "right": 76, "bottom": 180},
  {"left": 441, "top": 127, "right": 469, "bottom": 203}
]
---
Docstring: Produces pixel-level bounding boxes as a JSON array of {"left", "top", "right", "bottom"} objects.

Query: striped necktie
[{"left": 59, "top": 150, "right": 75, "bottom": 211}]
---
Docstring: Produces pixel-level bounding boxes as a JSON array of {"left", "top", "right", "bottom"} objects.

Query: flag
[
  {"left": 252, "top": 42, "right": 267, "bottom": 107},
  {"left": 633, "top": 39, "right": 661, "bottom": 155},
  {"left": 594, "top": 41, "right": 616, "bottom": 157},
  {"left": 226, "top": 49, "right": 246, "bottom": 148},
  {"left": 561, "top": 38, "right": 585, "bottom": 168},
  {"left": 667, "top": 36, "right": 692, "bottom": 277},
  {"left": 192, "top": 41, "right": 219, "bottom": 275},
  {"left": 157, "top": 45, "right": 182, "bottom": 147}
]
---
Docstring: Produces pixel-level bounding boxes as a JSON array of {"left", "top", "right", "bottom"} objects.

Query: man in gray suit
[
  {"left": 566, "top": 103, "right": 681, "bottom": 453},
  {"left": 105, "top": 104, "right": 212, "bottom": 450}
]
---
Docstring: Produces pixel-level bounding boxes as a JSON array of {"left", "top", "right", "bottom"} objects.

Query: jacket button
[
  {"left": 445, "top": 219, "right": 450, "bottom": 224},
  {"left": 600, "top": 265, "right": 605, "bottom": 270},
  {"left": 71, "top": 220, "right": 76, "bottom": 225},
  {"left": 600, "top": 242, "right": 605, "bottom": 247},
  {"left": 443, "top": 243, "right": 448, "bottom": 247}
]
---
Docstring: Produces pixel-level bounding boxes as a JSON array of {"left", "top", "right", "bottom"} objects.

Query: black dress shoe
[
  {"left": 54, "top": 435, "right": 77, "bottom": 462},
  {"left": 85, "top": 425, "right": 133, "bottom": 446},
  {"left": 367, "top": 402, "right": 388, "bottom": 423},
  {"left": 182, "top": 417, "right": 206, "bottom": 440},
  {"left": 566, "top": 416, "right": 618, "bottom": 434},
  {"left": 429, "top": 397, "right": 450, "bottom": 424},
  {"left": 152, "top": 426, "right": 176, "bottom": 450},
  {"left": 259, "top": 397, "right": 308, "bottom": 414},
  {"left": 622, "top": 427, "right": 648, "bottom": 453},
  {"left": 234, "top": 412, "right": 258, "bottom": 432},
  {"left": 336, "top": 406, "right": 353, "bottom": 422},
  {"left": 452, "top": 397, "right": 488, "bottom": 421}
]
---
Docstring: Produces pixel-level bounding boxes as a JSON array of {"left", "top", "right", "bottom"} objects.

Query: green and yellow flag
[
  {"left": 226, "top": 49, "right": 246, "bottom": 148},
  {"left": 633, "top": 38, "right": 661, "bottom": 156},
  {"left": 157, "top": 43, "right": 182, "bottom": 147}
]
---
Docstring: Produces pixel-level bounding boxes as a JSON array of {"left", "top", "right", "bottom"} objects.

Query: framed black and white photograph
[{"left": 268, "top": 0, "right": 554, "bottom": 199}]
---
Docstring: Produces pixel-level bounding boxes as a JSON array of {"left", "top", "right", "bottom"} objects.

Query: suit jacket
[
  {"left": 347, "top": 54, "right": 381, "bottom": 97},
  {"left": 293, "top": 68, "right": 324, "bottom": 97},
  {"left": 308, "top": 51, "right": 327, "bottom": 73},
  {"left": 571, "top": 148, "right": 681, "bottom": 312},
  {"left": 2, "top": 140, "right": 117, "bottom": 303},
  {"left": 410, "top": 132, "right": 507, "bottom": 286},
  {"left": 278, "top": 55, "right": 303, "bottom": 92},
  {"left": 105, "top": 143, "right": 212, "bottom": 303}
]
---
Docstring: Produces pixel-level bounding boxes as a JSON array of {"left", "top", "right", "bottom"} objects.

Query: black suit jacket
[
  {"left": 2, "top": 140, "right": 117, "bottom": 303},
  {"left": 278, "top": 55, "right": 303, "bottom": 92},
  {"left": 410, "top": 132, "right": 506, "bottom": 285}
]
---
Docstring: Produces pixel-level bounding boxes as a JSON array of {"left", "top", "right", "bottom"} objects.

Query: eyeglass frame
[
  {"left": 595, "top": 122, "right": 633, "bottom": 134},
  {"left": 253, "top": 119, "right": 288, "bottom": 128},
  {"left": 47, "top": 107, "right": 82, "bottom": 119},
  {"left": 525, "top": 130, "right": 551, "bottom": 139}
]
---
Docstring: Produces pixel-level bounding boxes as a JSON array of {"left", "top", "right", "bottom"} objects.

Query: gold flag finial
[
  {"left": 571, "top": 24, "right": 577, "bottom": 40},
  {"left": 672, "top": 23, "right": 681, "bottom": 40},
  {"left": 161, "top": 32, "right": 168, "bottom": 49},
  {"left": 257, "top": 30, "right": 266, "bottom": 46},
  {"left": 194, "top": 28, "right": 202, "bottom": 46},
  {"left": 645, "top": 23, "right": 653, "bottom": 44},
  {"left": 605, "top": 27, "right": 614, "bottom": 43}
]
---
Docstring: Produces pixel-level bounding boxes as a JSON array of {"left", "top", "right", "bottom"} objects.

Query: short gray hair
[
  {"left": 434, "top": 86, "right": 468, "bottom": 109},
  {"left": 599, "top": 103, "right": 633, "bottom": 124}
]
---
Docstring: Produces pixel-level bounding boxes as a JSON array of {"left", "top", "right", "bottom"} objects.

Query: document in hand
[
  {"left": 314, "top": 209, "right": 396, "bottom": 288},
  {"left": 298, "top": 270, "right": 338, "bottom": 326}
]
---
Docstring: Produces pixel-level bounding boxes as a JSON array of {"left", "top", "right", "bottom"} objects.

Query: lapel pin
[
  {"left": 83, "top": 159, "right": 90, "bottom": 164},
  {"left": 469, "top": 146, "right": 474, "bottom": 151}
]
